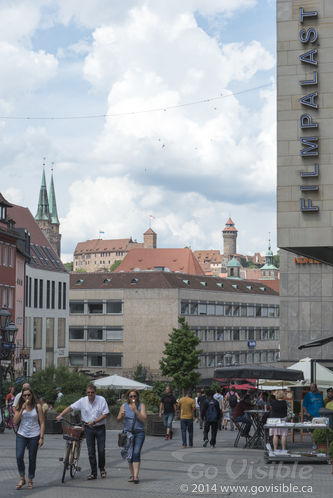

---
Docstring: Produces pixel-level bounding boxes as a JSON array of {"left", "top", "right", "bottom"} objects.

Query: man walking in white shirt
[{"left": 56, "top": 384, "right": 109, "bottom": 480}]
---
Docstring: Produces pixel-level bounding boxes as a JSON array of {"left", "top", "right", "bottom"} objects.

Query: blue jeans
[
  {"left": 130, "top": 430, "right": 145, "bottom": 462},
  {"left": 16, "top": 434, "right": 39, "bottom": 479},
  {"left": 235, "top": 414, "right": 252, "bottom": 435},
  {"left": 163, "top": 413, "right": 174, "bottom": 429},
  {"left": 85, "top": 425, "right": 106, "bottom": 476},
  {"left": 180, "top": 419, "right": 193, "bottom": 447}
]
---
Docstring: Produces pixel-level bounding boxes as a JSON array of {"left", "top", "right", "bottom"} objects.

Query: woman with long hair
[
  {"left": 117, "top": 389, "right": 147, "bottom": 484},
  {"left": 13, "top": 387, "right": 45, "bottom": 490}
]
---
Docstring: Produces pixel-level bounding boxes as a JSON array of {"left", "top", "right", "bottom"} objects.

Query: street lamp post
[{"left": 0, "top": 308, "right": 18, "bottom": 401}]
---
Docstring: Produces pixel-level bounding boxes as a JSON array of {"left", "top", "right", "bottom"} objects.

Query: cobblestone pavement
[{"left": 0, "top": 422, "right": 332, "bottom": 497}]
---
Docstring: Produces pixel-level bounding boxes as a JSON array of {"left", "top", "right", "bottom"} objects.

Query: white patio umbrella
[{"left": 93, "top": 374, "right": 152, "bottom": 390}]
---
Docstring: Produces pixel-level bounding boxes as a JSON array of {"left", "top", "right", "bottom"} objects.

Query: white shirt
[
  {"left": 71, "top": 395, "right": 109, "bottom": 426},
  {"left": 213, "top": 393, "right": 224, "bottom": 410},
  {"left": 13, "top": 392, "right": 22, "bottom": 408},
  {"left": 18, "top": 407, "right": 40, "bottom": 438}
]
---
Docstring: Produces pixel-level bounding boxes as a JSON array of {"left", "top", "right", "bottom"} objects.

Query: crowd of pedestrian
[{"left": 2, "top": 381, "right": 333, "bottom": 490}]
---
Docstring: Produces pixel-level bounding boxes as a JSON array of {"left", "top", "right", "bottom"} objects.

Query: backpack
[
  {"left": 228, "top": 393, "right": 238, "bottom": 408},
  {"left": 205, "top": 400, "right": 218, "bottom": 422}
]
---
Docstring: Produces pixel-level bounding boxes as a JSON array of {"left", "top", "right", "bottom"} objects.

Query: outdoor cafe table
[{"left": 244, "top": 410, "right": 267, "bottom": 449}]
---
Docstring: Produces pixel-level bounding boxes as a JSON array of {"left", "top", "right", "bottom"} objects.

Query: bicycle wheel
[
  {"left": 70, "top": 441, "right": 81, "bottom": 478},
  {"left": 62, "top": 443, "right": 71, "bottom": 483}
]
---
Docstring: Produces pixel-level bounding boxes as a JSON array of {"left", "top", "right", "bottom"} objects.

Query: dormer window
[{"left": 0, "top": 193, "right": 12, "bottom": 222}]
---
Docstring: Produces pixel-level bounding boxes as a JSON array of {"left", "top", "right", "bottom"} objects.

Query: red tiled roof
[
  {"left": 8, "top": 204, "right": 66, "bottom": 273},
  {"left": 193, "top": 250, "right": 222, "bottom": 263},
  {"left": 144, "top": 228, "right": 156, "bottom": 235},
  {"left": 115, "top": 248, "right": 205, "bottom": 275},
  {"left": 74, "top": 238, "right": 143, "bottom": 255},
  {"left": 251, "top": 279, "right": 280, "bottom": 293}
]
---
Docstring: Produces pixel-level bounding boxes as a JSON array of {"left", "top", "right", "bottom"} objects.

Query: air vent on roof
[
  {"left": 76, "top": 279, "right": 84, "bottom": 285},
  {"left": 131, "top": 278, "right": 139, "bottom": 284},
  {"left": 103, "top": 278, "right": 112, "bottom": 284},
  {"left": 260, "top": 286, "right": 266, "bottom": 291},
  {"left": 200, "top": 281, "right": 207, "bottom": 286},
  {"left": 216, "top": 282, "right": 223, "bottom": 288},
  {"left": 183, "top": 279, "right": 190, "bottom": 285},
  {"left": 246, "top": 285, "right": 253, "bottom": 290},
  {"left": 232, "top": 284, "right": 238, "bottom": 289}
]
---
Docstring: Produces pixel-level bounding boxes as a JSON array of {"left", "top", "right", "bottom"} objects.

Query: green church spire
[
  {"left": 49, "top": 168, "right": 59, "bottom": 225},
  {"left": 35, "top": 168, "right": 50, "bottom": 221}
]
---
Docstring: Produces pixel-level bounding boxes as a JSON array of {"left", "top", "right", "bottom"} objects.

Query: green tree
[
  {"left": 64, "top": 262, "right": 73, "bottom": 271},
  {"left": 273, "top": 254, "right": 280, "bottom": 268},
  {"left": 159, "top": 317, "right": 202, "bottom": 393},
  {"left": 110, "top": 260, "right": 122, "bottom": 272}
]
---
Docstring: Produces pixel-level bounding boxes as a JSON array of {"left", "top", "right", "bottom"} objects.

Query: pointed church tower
[
  {"left": 260, "top": 237, "right": 278, "bottom": 280},
  {"left": 48, "top": 170, "right": 61, "bottom": 256},
  {"left": 35, "top": 168, "right": 50, "bottom": 222}
]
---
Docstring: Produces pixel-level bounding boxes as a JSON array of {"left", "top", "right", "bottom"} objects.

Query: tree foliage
[
  {"left": 110, "top": 260, "right": 122, "bottom": 272},
  {"left": 159, "top": 317, "right": 202, "bottom": 392},
  {"left": 273, "top": 254, "right": 280, "bottom": 268},
  {"left": 64, "top": 262, "right": 73, "bottom": 271}
]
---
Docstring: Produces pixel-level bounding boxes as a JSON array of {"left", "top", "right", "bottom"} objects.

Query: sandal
[
  {"left": 128, "top": 476, "right": 134, "bottom": 482},
  {"left": 133, "top": 478, "right": 140, "bottom": 484},
  {"left": 101, "top": 470, "right": 107, "bottom": 478},
  {"left": 27, "top": 479, "right": 33, "bottom": 489},
  {"left": 16, "top": 477, "right": 26, "bottom": 490},
  {"left": 87, "top": 474, "right": 97, "bottom": 480}
]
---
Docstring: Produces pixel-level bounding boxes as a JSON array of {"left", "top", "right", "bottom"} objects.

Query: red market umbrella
[{"left": 221, "top": 383, "right": 256, "bottom": 390}]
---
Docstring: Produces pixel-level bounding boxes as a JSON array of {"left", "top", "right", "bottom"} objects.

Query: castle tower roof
[
  {"left": 35, "top": 168, "right": 50, "bottom": 221},
  {"left": 49, "top": 172, "right": 59, "bottom": 225},
  {"left": 223, "top": 217, "right": 238, "bottom": 233}
]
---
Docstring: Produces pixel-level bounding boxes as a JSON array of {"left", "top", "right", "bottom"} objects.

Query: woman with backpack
[{"left": 224, "top": 387, "right": 240, "bottom": 430}]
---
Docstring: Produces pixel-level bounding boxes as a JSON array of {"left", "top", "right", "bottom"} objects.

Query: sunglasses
[
  {"left": 129, "top": 395, "right": 137, "bottom": 398},
  {"left": 23, "top": 393, "right": 32, "bottom": 397}
]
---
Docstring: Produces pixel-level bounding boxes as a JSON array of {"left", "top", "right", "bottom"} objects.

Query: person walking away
[
  {"left": 213, "top": 388, "right": 223, "bottom": 430},
  {"left": 178, "top": 391, "right": 195, "bottom": 448},
  {"left": 56, "top": 384, "right": 109, "bottom": 480},
  {"left": 268, "top": 390, "right": 288, "bottom": 453},
  {"left": 55, "top": 387, "right": 64, "bottom": 403},
  {"left": 303, "top": 383, "right": 324, "bottom": 420},
  {"left": 201, "top": 390, "right": 221, "bottom": 447},
  {"left": 117, "top": 390, "right": 147, "bottom": 484},
  {"left": 197, "top": 390, "right": 206, "bottom": 429},
  {"left": 232, "top": 394, "right": 252, "bottom": 436},
  {"left": 13, "top": 387, "right": 45, "bottom": 490},
  {"left": 5, "top": 387, "right": 15, "bottom": 428},
  {"left": 159, "top": 386, "right": 177, "bottom": 440}
]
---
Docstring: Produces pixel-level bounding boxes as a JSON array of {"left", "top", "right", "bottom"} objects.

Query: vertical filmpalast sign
[{"left": 299, "top": 7, "right": 319, "bottom": 212}]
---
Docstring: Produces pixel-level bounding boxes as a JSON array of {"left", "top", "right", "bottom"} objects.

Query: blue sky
[{"left": 0, "top": 0, "right": 277, "bottom": 262}]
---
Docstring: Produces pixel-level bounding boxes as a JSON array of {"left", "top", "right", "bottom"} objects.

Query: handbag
[{"left": 118, "top": 413, "right": 136, "bottom": 447}]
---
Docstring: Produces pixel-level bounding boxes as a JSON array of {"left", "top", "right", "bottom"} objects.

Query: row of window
[
  {"left": 0, "top": 243, "right": 14, "bottom": 267},
  {"left": 193, "top": 327, "right": 280, "bottom": 342},
  {"left": 181, "top": 301, "right": 279, "bottom": 318},
  {"left": 32, "top": 317, "right": 66, "bottom": 350},
  {"left": 199, "top": 349, "right": 280, "bottom": 368},
  {"left": 25, "top": 277, "right": 67, "bottom": 310},
  {"left": 69, "top": 327, "right": 123, "bottom": 341},
  {"left": 69, "top": 353, "right": 122, "bottom": 368},
  {"left": 70, "top": 301, "right": 123, "bottom": 314},
  {"left": 0, "top": 286, "right": 14, "bottom": 309}
]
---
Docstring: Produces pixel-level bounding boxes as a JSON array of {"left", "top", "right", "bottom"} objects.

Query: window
[
  {"left": 268, "top": 306, "right": 275, "bottom": 317},
  {"left": 224, "top": 328, "right": 232, "bottom": 341},
  {"left": 106, "top": 354, "right": 122, "bottom": 367},
  {"left": 233, "top": 304, "right": 240, "bottom": 316},
  {"left": 88, "top": 302, "right": 103, "bottom": 314},
  {"left": 58, "top": 318, "right": 66, "bottom": 348},
  {"left": 69, "top": 328, "right": 85, "bottom": 340},
  {"left": 269, "top": 328, "right": 275, "bottom": 340},
  {"left": 256, "top": 305, "right": 262, "bottom": 317},
  {"left": 25, "top": 276, "right": 29, "bottom": 307},
  {"left": 240, "top": 328, "right": 247, "bottom": 341},
  {"left": 275, "top": 329, "right": 280, "bottom": 340},
  {"left": 46, "top": 280, "right": 50, "bottom": 309},
  {"left": 197, "top": 329, "right": 205, "bottom": 341},
  {"left": 256, "top": 328, "right": 262, "bottom": 340},
  {"left": 88, "top": 328, "right": 103, "bottom": 340},
  {"left": 39, "top": 279, "right": 43, "bottom": 308},
  {"left": 262, "top": 328, "right": 269, "bottom": 340},
  {"left": 34, "top": 278, "right": 38, "bottom": 308},
  {"left": 58, "top": 282, "right": 62, "bottom": 309},
  {"left": 233, "top": 328, "right": 240, "bottom": 341},
  {"left": 260, "top": 351, "right": 267, "bottom": 362},
  {"left": 9, "top": 247, "right": 14, "bottom": 267},
  {"left": 240, "top": 352, "right": 247, "bottom": 364},
  {"left": 190, "top": 302, "right": 198, "bottom": 315},
  {"left": 207, "top": 329, "right": 215, "bottom": 341},
  {"left": 69, "top": 354, "right": 84, "bottom": 367},
  {"left": 199, "top": 355, "right": 206, "bottom": 368},
  {"left": 261, "top": 306, "right": 268, "bottom": 317},
  {"left": 247, "top": 305, "right": 255, "bottom": 317},
  {"left": 46, "top": 318, "right": 54, "bottom": 348},
  {"left": 87, "top": 354, "right": 103, "bottom": 367},
  {"left": 3, "top": 246, "right": 7, "bottom": 265},
  {"left": 267, "top": 351, "right": 274, "bottom": 362},
  {"left": 254, "top": 351, "right": 260, "bottom": 363},
  {"left": 106, "top": 328, "right": 123, "bottom": 341},
  {"left": 207, "top": 354, "right": 215, "bottom": 367},
  {"left": 207, "top": 303, "right": 215, "bottom": 315},
  {"left": 215, "top": 303, "right": 224, "bottom": 315},
  {"left": 8, "top": 288, "right": 13, "bottom": 309},
  {"left": 51, "top": 281, "right": 55, "bottom": 309},
  {"left": 216, "top": 329, "right": 224, "bottom": 341},
  {"left": 248, "top": 328, "right": 255, "bottom": 340},
  {"left": 33, "top": 318, "right": 42, "bottom": 349},
  {"left": 198, "top": 303, "right": 207, "bottom": 315},
  {"left": 106, "top": 301, "right": 122, "bottom": 314},
  {"left": 225, "top": 303, "right": 232, "bottom": 316},
  {"left": 70, "top": 301, "right": 84, "bottom": 314},
  {"left": 181, "top": 301, "right": 189, "bottom": 314},
  {"left": 240, "top": 304, "right": 247, "bottom": 317},
  {"left": 63, "top": 282, "right": 67, "bottom": 309}
]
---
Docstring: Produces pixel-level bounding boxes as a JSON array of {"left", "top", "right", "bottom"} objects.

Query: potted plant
[
  {"left": 312, "top": 428, "right": 333, "bottom": 451},
  {"left": 328, "top": 441, "right": 333, "bottom": 473}
]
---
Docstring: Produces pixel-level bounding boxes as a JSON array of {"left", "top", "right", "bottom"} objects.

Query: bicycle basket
[{"left": 62, "top": 424, "right": 84, "bottom": 441}]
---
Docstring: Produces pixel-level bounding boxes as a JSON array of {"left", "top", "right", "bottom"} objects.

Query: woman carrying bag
[
  {"left": 13, "top": 387, "right": 45, "bottom": 490},
  {"left": 117, "top": 389, "right": 147, "bottom": 484}
]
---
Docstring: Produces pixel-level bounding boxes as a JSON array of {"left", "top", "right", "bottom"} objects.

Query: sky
[{"left": 0, "top": 0, "right": 277, "bottom": 263}]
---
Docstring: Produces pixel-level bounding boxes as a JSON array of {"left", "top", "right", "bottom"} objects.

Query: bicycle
[{"left": 59, "top": 418, "right": 85, "bottom": 483}]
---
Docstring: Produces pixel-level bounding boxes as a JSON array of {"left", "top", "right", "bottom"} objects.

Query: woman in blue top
[{"left": 117, "top": 389, "right": 147, "bottom": 484}]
